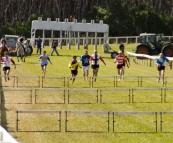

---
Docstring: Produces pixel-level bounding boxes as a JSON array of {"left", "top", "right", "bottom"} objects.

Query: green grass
[{"left": 1, "top": 44, "right": 173, "bottom": 143}]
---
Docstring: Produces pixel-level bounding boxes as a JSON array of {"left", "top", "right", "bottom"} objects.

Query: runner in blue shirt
[
  {"left": 79, "top": 50, "right": 90, "bottom": 80},
  {"left": 38, "top": 51, "right": 52, "bottom": 76},
  {"left": 155, "top": 53, "right": 170, "bottom": 84}
]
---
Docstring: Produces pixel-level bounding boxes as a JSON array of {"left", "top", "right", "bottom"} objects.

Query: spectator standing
[
  {"left": 0, "top": 35, "right": 8, "bottom": 49},
  {"left": 36, "top": 36, "right": 42, "bottom": 54},
  {"left": 50, "top": 40, "right": 59, "bottom": 56},
  {"left": 119, "top": 42, "right": 125, "bottom": 53},
  {"left": 0, "top": 40, "right": 8, "bottom": 58}
]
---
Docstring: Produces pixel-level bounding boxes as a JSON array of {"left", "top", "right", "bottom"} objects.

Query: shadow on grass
[
  {"left": 26, "top": 62, "right": 39, "bottom": 64},
  {"left": 0, "top": 67, "right": 7, "bottom": 130}
]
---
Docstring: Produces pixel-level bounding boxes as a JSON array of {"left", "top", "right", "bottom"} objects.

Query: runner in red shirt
[{"left": 114, "top": 51, "right": 128, "bottom": 82}]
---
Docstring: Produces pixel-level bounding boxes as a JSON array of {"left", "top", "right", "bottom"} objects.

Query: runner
[
  {"left": 1, "top": 51, "right": 16, "bottom": 82},
  {"left": 79, "top": 50, "right": 90, "bottom": 80},
  {"left": 155, "top": 53, "right": 170, "bottom": 84},
  {"left": 114, "top": 51, "right": 128, "bottom": 82},
  {"left": 69, "top": 56, "right": 82, "bottom": 84},
  {"left": 38, "top": 51, "right": 52, "bottom": 77},
  {"left": 90, "top": 50, "right": 106, "bottom": 82}
]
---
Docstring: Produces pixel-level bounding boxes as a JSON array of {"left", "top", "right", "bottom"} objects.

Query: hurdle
[
  {"left": 140, "top": 76, "right": 167, "bottom": 87},
  {"left": 0, "top": 89, "right": 32, "bottom": 104},
  {"left": 164, "top": 76, "right": 173, "bottom": 87},
  {"left": 16, "top": 110, "right": 61, "bottom": 132},
  {"left": 0, "top": 75, "right": 15, "bottom": 87},
  {"left": 163, "top": 88, "right": 173, "bottom": 103},
  {"left": 113, "top": 111, "right": 158, "bottom": 133},
  {"left": 91, "top": 76, "right": 115, "bottom": 88},
  {"left": 67, "top": 76, "right": 91, "bottom": 88},
  {"left": 160, "top": 111, "right": 173, "bottom": 133},
  {"left": 132, "top": 88, "right": 163, "bottom": 103},
  {"left": 100, "top": 88, "right": 131, "bottom": 103},
  {"left": 2, "top": 75, "right": 173, "bottom": 88},
  {"left": 115, "top": 76, "right": 140, "bottom": 87},
  {"left": 67, "top": 89, "right": 99, "bottom": 104},
  {"left": 41, "top": 76, "right": 65, "bottom": 88},
  {"left": 16, "top": 76, "right": 40, "bottom": 88},
  {"left": 65, "top": 110, "right": 110, "bottom": 132},
  {"left": 35, "top": 88, "right": 65, "bottom": 104}
]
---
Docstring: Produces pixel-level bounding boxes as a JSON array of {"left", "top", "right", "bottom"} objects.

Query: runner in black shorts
[
  {"left": 1, "top": 51, "right": 16, "bottom": 82},
  {"left": 69, "top": 56, "right": 82, "bottom": 84},
  {"left": 91, "top": 65, "right": 99, "bottom": 69},
  {"left": 90, "top": 50, "right": 106, "bottom": 82},
  {"left": 3, "top": 67, "right": 10, "bottom": 71},
  {"left": 155, "top": 53, "right": 170, "bottom": 84}
]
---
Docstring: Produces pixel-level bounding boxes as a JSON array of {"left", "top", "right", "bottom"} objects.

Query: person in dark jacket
[
  {"left": 119, "top": 42, "right": 125, "bottom": 53},
  {"left": 50, "top": 40, "right": 59, "bottom": 56},
  {"left": 36, "top": 36, "right": 42, "bottom": 54}
]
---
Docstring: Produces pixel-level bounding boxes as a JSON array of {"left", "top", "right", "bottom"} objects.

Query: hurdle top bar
[
  {"left": 16, "top": 110, "right": 61, "bottom": 113},
  {"left": 66, "top": 110, "right": 108, "bottom": 114}
]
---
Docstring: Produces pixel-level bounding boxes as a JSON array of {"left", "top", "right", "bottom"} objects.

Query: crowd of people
[{"left": 0, "top": 37, "right": 171, "bottom": 84}]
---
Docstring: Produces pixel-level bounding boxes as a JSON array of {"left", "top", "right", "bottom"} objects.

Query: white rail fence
[{"left": 30, "top": 36, "right": 173, "bottom": 46}]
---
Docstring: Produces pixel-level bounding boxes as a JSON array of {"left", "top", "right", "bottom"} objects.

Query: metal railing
[
  {"left": 15, "top": 110, "right": 173, "bottom": 133},
  {"left": 1, "top": 75, "right": 173, "bottom": 88},
  {"left": 2, "top": 88, "right": 173, "bottom": 104},
  {"left": 16, "top": 110, "right": 61, "bottom": 132}
]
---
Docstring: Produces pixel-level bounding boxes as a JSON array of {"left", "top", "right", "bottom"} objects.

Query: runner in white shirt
[
  {"left": 89, "top": 50, "right": 106, "bottom": 82},
  {"left": 1, "top": 51, "right": 16, "bottom": 82}
]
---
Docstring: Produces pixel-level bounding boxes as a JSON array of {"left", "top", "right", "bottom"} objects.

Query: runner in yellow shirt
[{"left": 69, "top": 56, "right": 82, "bottom": 84}]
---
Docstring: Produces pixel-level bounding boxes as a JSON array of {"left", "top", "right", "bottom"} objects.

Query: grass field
[{"left": 1, "top": 44, "right": 173, "bottom": 143}]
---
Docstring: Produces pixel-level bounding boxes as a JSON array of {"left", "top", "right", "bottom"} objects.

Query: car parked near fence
[
  {"left": 5, "top": 35, "right": 18, "bottom": 55},
  {"left": 5, "top": 35, "right": 33, "bottom": 55}
]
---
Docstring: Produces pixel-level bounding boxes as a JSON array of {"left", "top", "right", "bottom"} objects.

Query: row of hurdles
[
  {"left": 15, "top": 110, "right": 173, "bottom": 133},
  {"left": 1, "top": 88, "right": 173, "bottom": 104},
  {"left": 1, "top": 75, "right": 173, "bottom": 88}
]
